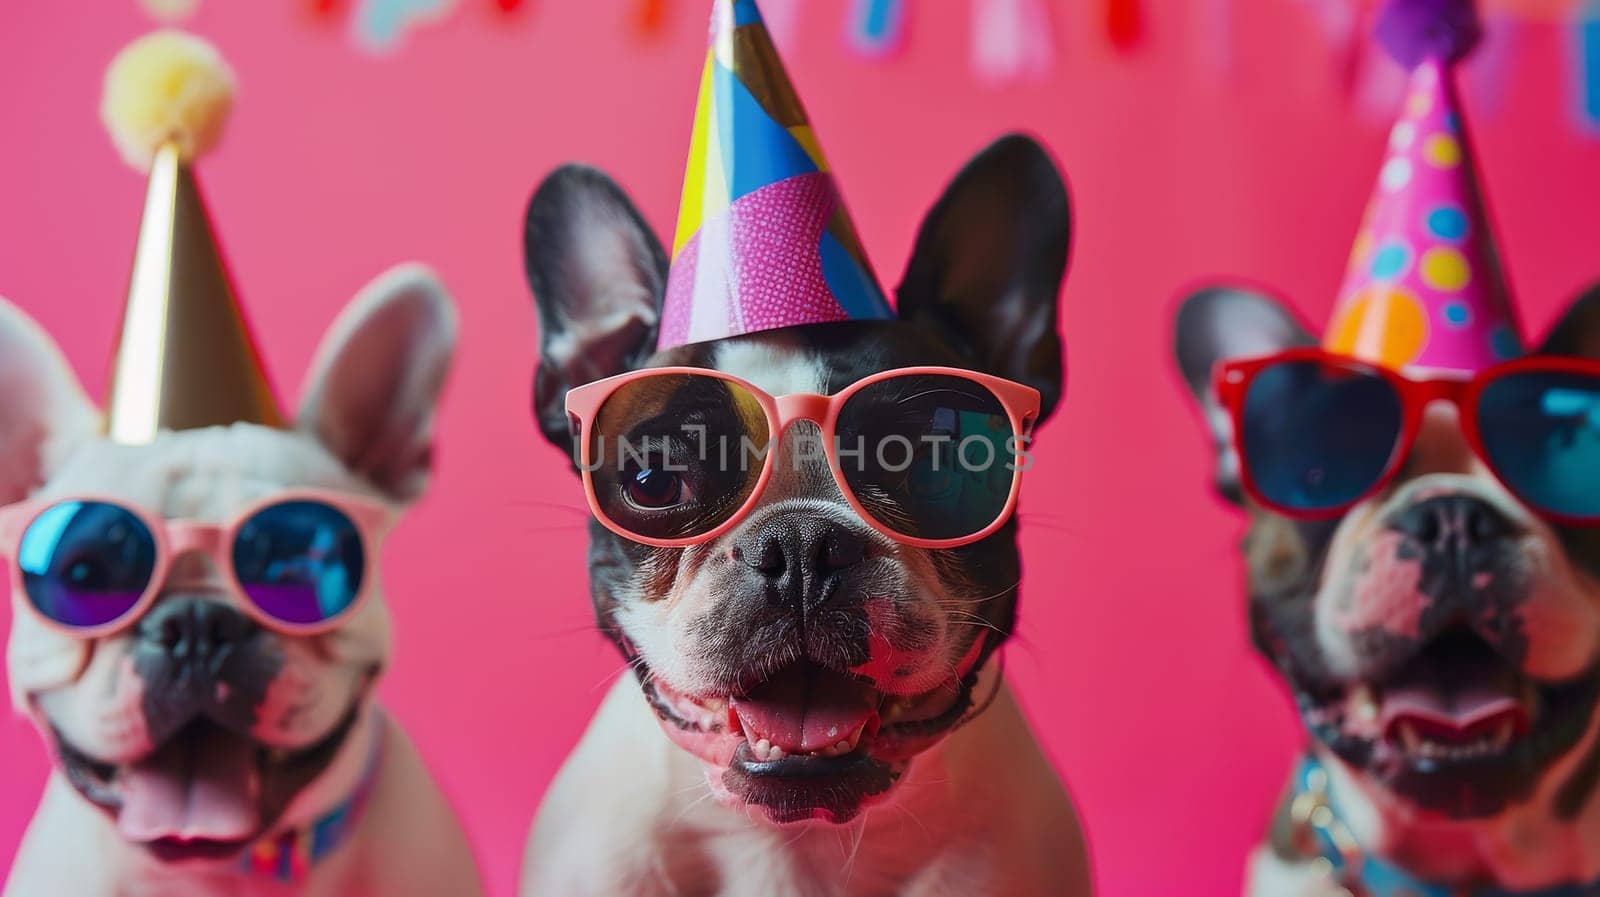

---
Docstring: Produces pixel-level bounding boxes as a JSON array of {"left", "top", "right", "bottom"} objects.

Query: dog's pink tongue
[
  {"left": 732, "top": 664, "right": 879, "bottom": 755},
  {"left": 1382, "top": 679, "right": 1526, "bottom": 737},
  {"left": 117, "top": 726, "right": 260, "bottom": 842}
]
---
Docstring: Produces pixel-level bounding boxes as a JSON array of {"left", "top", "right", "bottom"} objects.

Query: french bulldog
[
  {"left": 518, "top": 135, "right": 1090, "bottom": 897},
  {"left": 1174, "top": 284, "right": 1600, "bottom": 896},
  {"left": 1, "top": 265, "right": 483, "bottom": 897}
]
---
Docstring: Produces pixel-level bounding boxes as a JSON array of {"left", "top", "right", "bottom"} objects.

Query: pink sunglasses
[
  {"left": 565, "top": 366, "right": 1042, "bottom": 549},
  {"left": 0, "top": 490, "right": 393, "bottom": 639}
]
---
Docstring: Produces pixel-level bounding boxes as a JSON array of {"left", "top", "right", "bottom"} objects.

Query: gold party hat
[{"left": 101, "top": 30, "right": 281, "bottom": 445}]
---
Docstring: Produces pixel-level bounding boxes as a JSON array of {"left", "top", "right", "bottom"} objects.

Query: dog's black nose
[
  {"left": 1389, "top": 495, "right": 1516, "bottom": 554},
  {"left": 740, "top": 519, "right": 867, "bottom": 613},
  {"left": 138, "top": 597, "right": 258, "bottom": 675}
]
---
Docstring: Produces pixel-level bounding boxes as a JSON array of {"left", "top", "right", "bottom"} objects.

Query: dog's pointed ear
[
  {"left": 1540, "top": 281, "right": 1600, "bottom": 359},
  {"left": 0, "top": 298, "right": 99, "bottom": 505},
  {"left": 525, "top": 164, "right": 668, "bottom": 457},
  {"left": 297, "top": 264, "right": 458, "bottom": 503},
  {"left": 1172, "top": 285, "right": 1315, "bottom": 503},
  {"left": 896, "top": 134, "right": 1070, "bottom": 424}
]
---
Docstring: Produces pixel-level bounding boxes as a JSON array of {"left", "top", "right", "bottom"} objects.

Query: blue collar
[
  {"left": 238, "top": 710, "right": 385, "bottom": 884},
  {"left": 1293, "top": 756, "right": 1600, "bottom": 897}
]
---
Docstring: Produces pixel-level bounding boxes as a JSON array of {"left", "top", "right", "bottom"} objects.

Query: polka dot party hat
[
  {"left": 657, "top": 0, "right": 894, "bottom": 351},
  {"left": 1325, "top": 0, "right": 1523, "bottom": 375}
]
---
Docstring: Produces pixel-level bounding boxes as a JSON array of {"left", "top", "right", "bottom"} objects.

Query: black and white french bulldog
[
  {"left": 1174, "top": 284, "right": 1600, "bottom": 895},
  {"left": 519, "top": 135, "right": 1090, "bottom": 897},
  {"left": 1, "top": 266, "right": 483, "bottom": 897}
]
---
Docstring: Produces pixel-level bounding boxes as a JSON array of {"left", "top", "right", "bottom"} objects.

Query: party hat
[
  {"left": 100, "top": 31, "right": 282, "bottom": 445},
  {"left": 1324, "top": 0, "right": 1522, "bottom": 375},
  {"left": 658, "top": 0, "right": 894, "bottom": 350}
]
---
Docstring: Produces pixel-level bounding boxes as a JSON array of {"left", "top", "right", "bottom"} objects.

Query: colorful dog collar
[
  {"left": 1292, "top": 756, "right": 1600, "bottom": 897},
  {"left": 241, "top": 709, "right": 386, "bottom": 884}
]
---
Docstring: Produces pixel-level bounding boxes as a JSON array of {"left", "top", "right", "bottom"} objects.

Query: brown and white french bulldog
[
  {"left": 518, "top": 135, "right": 1090, "bottom": 897},
  {"left": 1, "top": 266, "right": 483, "bottom": 897},
  {"left": 1174, "top": 284, "right": 1600, "bottom": 896}
]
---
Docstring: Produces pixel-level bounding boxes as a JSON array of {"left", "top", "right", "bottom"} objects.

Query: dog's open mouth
[
  {"left": 52, "top": 709, "right": 360, "bottom": 861},
  {"left": 640, "top": 655, "right": 986, "bottom": 824},
  {"left": 1301, "top": 626, "right": 1600, "bottom": 817}
]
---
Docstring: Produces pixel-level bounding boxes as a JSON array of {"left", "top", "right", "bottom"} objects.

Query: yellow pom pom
[{"left": 101, "top": 30, "right": 235, "bottom": 171}]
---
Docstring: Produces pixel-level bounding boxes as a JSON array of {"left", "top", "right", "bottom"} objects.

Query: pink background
[{"left": 2, "top": 2, "right": 1598, "bottom": 894}]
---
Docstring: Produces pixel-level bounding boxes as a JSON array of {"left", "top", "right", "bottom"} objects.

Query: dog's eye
[{"left": 624, "top": 466, "right": 689, "bottom": 510}]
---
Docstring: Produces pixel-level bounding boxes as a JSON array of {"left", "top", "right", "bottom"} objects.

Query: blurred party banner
[
  {"left": 631, "top": 0, "right": 669, "bottom": 39},
  {"left": 139, "top": 0, "right": 1600, "bottom": 125},
  {"left": 353, "top": 0, "right": 458, "bottom": 53},
  {"left": 1105, "top": 0, "right": 1142, "bottom": 49},
  {"left": 1580, "top": 0, "right": 1600, "bottom": 129},
  {"left": 970, "top": 0, "right": 1055, "bottom": 85},
  {"left": 848, "top": 0, "right": 911, "bottom": 59}
]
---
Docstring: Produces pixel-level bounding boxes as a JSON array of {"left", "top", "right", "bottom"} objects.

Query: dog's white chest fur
[{"left": 523, "top": 671, "right": 1090, "bottom": 897}]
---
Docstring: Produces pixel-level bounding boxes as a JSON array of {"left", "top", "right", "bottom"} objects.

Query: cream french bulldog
[{"left": 1, "top": 266, "right": 483, "bottom": 897}]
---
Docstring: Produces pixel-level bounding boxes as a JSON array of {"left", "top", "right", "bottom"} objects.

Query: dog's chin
[
  {"left": 48, "top": 706, "right": 362, "bottom": 862},
  {"left": 1293, "top": 626, "right": 1600, "bottom": 819},
  {"left": 638, "top": 656, "right": 984, "bottom": 825}
]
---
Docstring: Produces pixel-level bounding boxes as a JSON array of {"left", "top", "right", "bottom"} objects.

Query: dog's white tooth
[
  {"left": 1399, "top": 722, "right": 1422, "bottom": 755},
  {"left": 754, "top": 739, "right": 772, "bottom": 761},
  {"left": 845, "top": 722, "right": 866, "bottom": 750},
  {"left": 1352, "top": 686, "right": 1379, "bottom": 724},
  {"left": 769, "top": 745, "right": 785, "bottom": 760}
]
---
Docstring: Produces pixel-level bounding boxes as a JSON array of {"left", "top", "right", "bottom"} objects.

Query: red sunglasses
[
  {"left": 0, "top": 491, "right": 393, "bottom": 639},
  {"left": 565, "top": 366, "right": 1042, "bottom": 549},
  {"left": 1213, "top": 348, "right": 1600, "bottom": 523}
]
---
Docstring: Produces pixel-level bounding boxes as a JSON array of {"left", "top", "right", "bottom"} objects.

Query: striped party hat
[{"left": 658, "top": 0, "right": 894, "bottom": 351}]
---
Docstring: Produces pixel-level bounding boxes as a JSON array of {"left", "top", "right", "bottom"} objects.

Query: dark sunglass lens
[
  {"left": 589, "top": 374, "right": 770, "bottom": 541},
  {"left": 836, "top": 375, "right": 1017, "bottom": 541},
  {"left": 1241, "top": 360, "right": 1403, "bottom": 512},
  {"left": 233, "top": 501, "right": 365, "bottom": 626},
  {"left": 18, "top": 501, "right": 156, "bottom": 629},
  {"left": 1478, "top": 370, "right": 1600, "bottom": 519}
]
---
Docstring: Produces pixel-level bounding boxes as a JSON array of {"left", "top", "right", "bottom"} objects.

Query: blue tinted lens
[
  {"left": 836, "top": 374, "right": 1016, "bottom": 540},
  {"left": 232, "top": 501, "right": 365, "bottom": 626},
  {"left": 1478, "top": 371, "right": 1600, "bottom": 519},
  {"left": 1241, "top": 360, "right": 1404, "bottom": 512},
  {"left": 18, "top": 501, "right": 156, "bottom": 629}
]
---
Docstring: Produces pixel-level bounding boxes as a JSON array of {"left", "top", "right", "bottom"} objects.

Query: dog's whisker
[
  {"left": 590, "top": 658, "right": 650, "bottom": 694},
  {"left": 668, "top": 786, "right": 717, "bottom": 828},
  {"left": 943, "top": 619, "right": 1008, "bottom": 637},
  {"left": 668, "top": 778, "right": 714, "bottom": 799},
  {"left": 947, "top": 581, "right": 1021, "bottom": 606},
  {"left": 837, "top": 815, "right": 868, "bottom": 884},
  {"left": 528, "top": 622, "right": 609, "bottom": 642},
  {"left": 887, "top": 800, "right": 936, "bottom": 840},
  {"left": 779, "top": 823, "right": 810, "bottom": 851},
  {"left": 507, "top": 499, "right": 591, "bottom": 517},
  {"left": 519, "top": 523, "right": 591, "bottom": 535}
]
